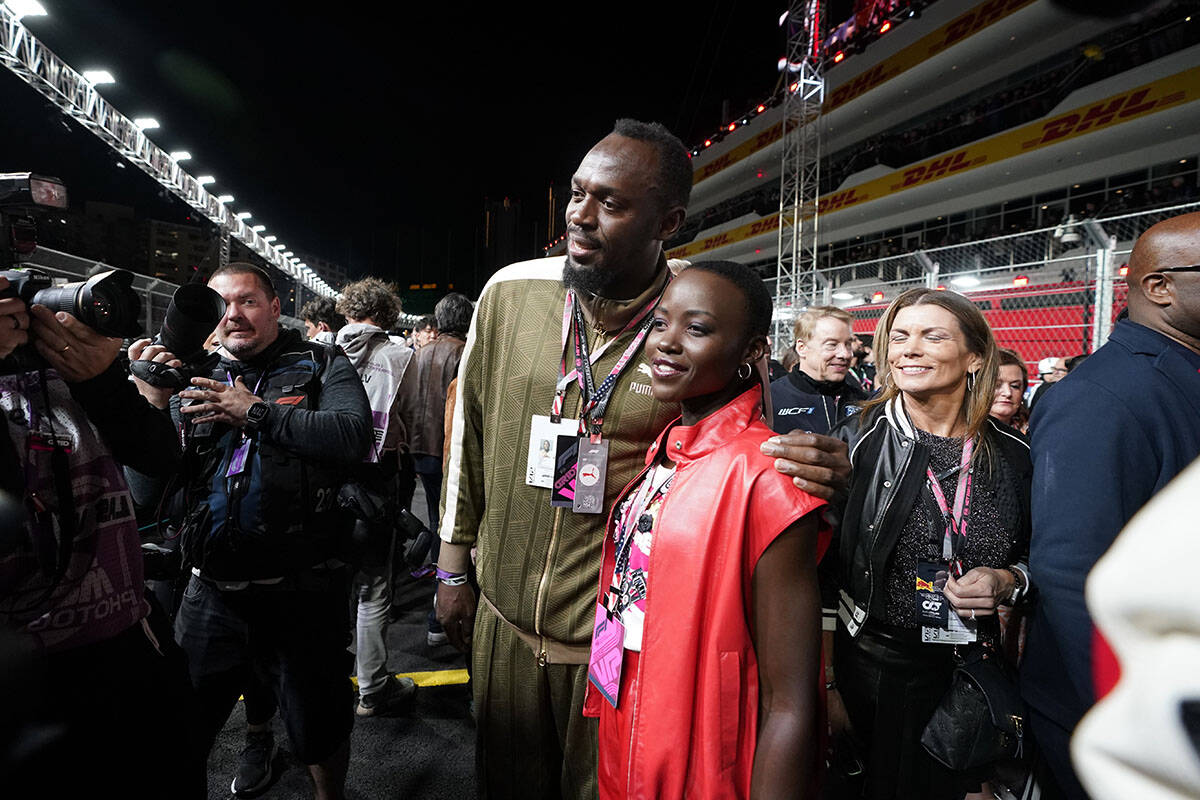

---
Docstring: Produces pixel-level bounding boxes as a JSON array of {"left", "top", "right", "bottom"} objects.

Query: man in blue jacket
[{"left": 1024, "top": 211, "right": 1200, "bottom": 798}]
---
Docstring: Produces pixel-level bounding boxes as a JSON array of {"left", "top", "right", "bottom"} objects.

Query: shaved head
[{"left": 1126, "top": 211, "right": 1200, "bottom": 353}]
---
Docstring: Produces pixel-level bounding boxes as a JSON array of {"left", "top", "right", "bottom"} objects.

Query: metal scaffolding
[
  {"left": 774, "top": 0, "right": 826, "bottom": 353},
  {"left": 0, "top": 7, "right": 337, "bottom": 297}
]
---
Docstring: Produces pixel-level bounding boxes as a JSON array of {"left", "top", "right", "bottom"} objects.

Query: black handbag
[{"left": 920, "top": 644, "right": 1025, "bottom": 771}]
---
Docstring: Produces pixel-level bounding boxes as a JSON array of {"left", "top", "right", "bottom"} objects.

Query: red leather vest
[{"left": 584, "top": 387, "right": 828, "bottom": 798}]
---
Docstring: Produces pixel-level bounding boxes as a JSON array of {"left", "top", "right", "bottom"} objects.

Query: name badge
[
  {"left": 526, "top": 415, "right": 578, "bottom": 488},
  {"left": 226, "top": 438, "right": 252, "bottom": 477},
  {"left": 915, "top": 561, "right": 976, "bottom": 645},
  {"left": 588, "top": 601, "right": 625, "bottom": 708},
  {"left": 551, "top": 435, "right": 580, "bottom": 508},
  {"left": 572, "top": 439, "right": 609, "bottom": 515}
]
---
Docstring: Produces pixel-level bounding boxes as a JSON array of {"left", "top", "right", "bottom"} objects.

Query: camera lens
[{"left": 29, "top": 269, "right": 143, "bottom": 339}]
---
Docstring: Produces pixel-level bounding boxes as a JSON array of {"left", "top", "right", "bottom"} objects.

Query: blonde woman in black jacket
[{"left": 825, "top": 288, "right": 1032, "bottom": 800}]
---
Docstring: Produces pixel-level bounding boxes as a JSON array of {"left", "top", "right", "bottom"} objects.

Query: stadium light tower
[
  {"left": 774, "top": 0, "right": 827, "bottom": 353},
  {"left": 0, "top": 5, "right": 341, "bottom": 297}
]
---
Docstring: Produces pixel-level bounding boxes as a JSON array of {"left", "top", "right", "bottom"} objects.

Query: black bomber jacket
[{"left": 828, "top": 395, "right": 1033, "bottom": 637}]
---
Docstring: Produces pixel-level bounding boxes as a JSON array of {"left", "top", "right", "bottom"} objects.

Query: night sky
[{"left": 0, "top": 1, "right": 792, "bottom": 294}]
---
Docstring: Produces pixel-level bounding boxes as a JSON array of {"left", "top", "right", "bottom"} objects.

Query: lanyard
[
  {"left": 551, "top": 288, "right": 660, "bottom": 438},
  {"left": 607, "top": 462, "right": 675, "bottom": 611},
  {"left": 924, "top": 436, "right": 974, "bottom": 575}
]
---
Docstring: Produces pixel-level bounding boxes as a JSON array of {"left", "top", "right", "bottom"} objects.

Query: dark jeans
[
  {"left": 413, "top": 454, "right": 442, "bottom": 565},
  {"left": 175, "top": 570, "right": 354, "bottom": 766}
]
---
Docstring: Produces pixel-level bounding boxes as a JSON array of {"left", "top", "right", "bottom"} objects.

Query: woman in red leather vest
[{"left": 583, "top": 261, "right": 827, "bottom": 799}]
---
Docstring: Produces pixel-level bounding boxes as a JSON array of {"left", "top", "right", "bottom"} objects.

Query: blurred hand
[
  {"left": 0, "top": 278, "right": 30, "bottom": 359},
  {"left": 761, "top": 431, "right": 852, "bottom": 500},
  {"left": 944, "top": 567, "right": 1014, "bottom": 619},
  {"left": 179, "top": 376, "right": 260, "bottom": 427},
  {"left": 436, "top": 582, "right": 477, "bottom": 653},
  {"left": 129, "top": 338, "right": 182, "bottom": 409},
  {"left": 29, "top": 304, "right": 121, "bottom": 382}
]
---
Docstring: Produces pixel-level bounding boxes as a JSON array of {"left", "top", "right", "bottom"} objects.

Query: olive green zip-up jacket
[{"left": 440, "top": 255, "right": 678, "bottom": 646}]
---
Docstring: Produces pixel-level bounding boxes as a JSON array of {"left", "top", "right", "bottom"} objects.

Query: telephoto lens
[
  {"left": 129, "top": 283, "right": 226, "bottom": 389},
  {"left": 0, "top": 267, "right": 143, "bottom": 339}
]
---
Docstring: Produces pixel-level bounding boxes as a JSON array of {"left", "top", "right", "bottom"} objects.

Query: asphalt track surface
[{"left": 205, "top": 482, "right": 476, "bottom": 800}]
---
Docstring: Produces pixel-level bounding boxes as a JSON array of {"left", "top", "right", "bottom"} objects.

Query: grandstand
[{"left": 612, "top": 0, "right": 1200, "bottom": 370}]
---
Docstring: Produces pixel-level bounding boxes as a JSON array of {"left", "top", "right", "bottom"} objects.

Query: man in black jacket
[
  {"left": 134, "top": 263, "right": 372, "bottom": 800},
  {"left": 770, "top": 305, "right": 869, "bottom": 435}
]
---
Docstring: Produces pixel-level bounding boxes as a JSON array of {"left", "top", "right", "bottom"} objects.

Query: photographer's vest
[{"left": 181, "top": 330, "right": 350, "bottom": 582}]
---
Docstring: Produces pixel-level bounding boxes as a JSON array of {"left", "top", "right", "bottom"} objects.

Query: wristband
[{"left": 435, "top": 567, "right": 469, "bottom": 586}]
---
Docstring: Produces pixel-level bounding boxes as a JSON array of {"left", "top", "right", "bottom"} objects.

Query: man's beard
[{"left": 562, "top": 255, "right": 613, "bottom": 297}]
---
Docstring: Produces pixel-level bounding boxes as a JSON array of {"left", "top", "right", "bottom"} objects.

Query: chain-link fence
[{"left": 770, "top": 201, "right": 1200, "bottom": 373}]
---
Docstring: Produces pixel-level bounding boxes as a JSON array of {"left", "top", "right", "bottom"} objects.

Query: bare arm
[{"left": 750, "top": 514, "right": 821, "bottom": 800}]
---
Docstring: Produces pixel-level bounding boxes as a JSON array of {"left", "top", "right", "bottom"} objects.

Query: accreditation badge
[
  {"left": 916, "top": 561, "right": 976, "bottom": 645},
  {"left": 572, "top": 439, "right": 609, "bottom": 514},
  {"left": 526, "top": 415, "right": 578, "bottom": 488}
]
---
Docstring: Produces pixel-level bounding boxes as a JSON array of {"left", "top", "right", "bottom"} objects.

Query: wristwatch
[
  {"left": 244, "top": 401, "right": 270, "bottom": 433},
  {"left": 1007, "top": 567, "right": 1027, "bottom": 604}
]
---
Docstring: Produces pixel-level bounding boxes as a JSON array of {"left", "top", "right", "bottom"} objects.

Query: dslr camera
[{"left": 0, "top": 173, "right": 144, "bottom": 361}]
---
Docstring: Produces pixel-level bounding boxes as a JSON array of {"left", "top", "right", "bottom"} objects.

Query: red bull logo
[{"left": 915, "top": 577, "right": 935, "bottom": 592}]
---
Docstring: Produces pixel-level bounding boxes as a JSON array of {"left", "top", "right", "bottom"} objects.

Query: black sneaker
[
  {"left": 356, "top": 675, "right": 417, "bottom": 717},
  {"left": 231, "top": 728, "right": 277, "bottom": 796}
]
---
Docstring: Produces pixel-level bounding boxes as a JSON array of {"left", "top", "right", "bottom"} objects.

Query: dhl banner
[
  {"left": 823, "top": 0, "right": 1037, "bottom": 113},
  {"left": 693, "top": 121, "right": 786, "bottom": 184},
  {"left": 690, "top": 0, "right": 1036, "bottom": 188},
  {"left": 667, "top": 66, "right": 1199, "bottom": 260}
]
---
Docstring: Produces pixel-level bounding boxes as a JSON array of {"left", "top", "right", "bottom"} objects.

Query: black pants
[{"left": 833, "top": 620, "right": 972, "bottom": 800}]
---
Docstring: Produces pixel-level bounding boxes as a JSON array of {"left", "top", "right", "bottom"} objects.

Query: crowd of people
[{"left": 1, "top": 116, "right": 1198, "bottom": 800}]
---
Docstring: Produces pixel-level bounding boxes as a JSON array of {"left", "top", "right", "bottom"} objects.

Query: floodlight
[
  {"left": 133, "top": 118, "right": 160, "bottom": 131},
  {"left": 251, "top": 224, "right": 266, "bottom": 232},
  {"left": 6, "top": 0, "right": 47, "bottom": 19},
  {"left": 197, "top": 175, "right": 216, "bottom": 185},
  {"left": 832, "top": 290, "right": 854, "bottom": 301},
  {"left": 216, "top": 194, "right": 234, "bottom": 203},
  {"left": 169, "top": 151, "right": 192, "bottom": 161},
  {"left": 951, "top": 275, "right": 980, "bottom": 288},
  {"left": 82, "top": 70, "right": 115, "bottom": 85},
  {"left": 236, "top": 211, "right": 252, "bottom": 220},
  {"left": 263, "top": 235, "right": 276, "bottom": 242}
]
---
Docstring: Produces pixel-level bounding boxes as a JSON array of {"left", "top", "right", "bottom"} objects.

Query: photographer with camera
[
  {"left": 0, "top": 275, "right": 202, "bottom": 797},
  {"left": 130, "top": 262, "right": 372, "bottom": 800}
]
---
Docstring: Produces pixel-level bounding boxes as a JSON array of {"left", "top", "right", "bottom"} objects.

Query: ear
[
  {"left": 794, "top": 339, "right": 806, "bottom": 357},
  {"left": 270, "top": 296, "right": 282, "bottom": 319},
  {"left": 744, "top": 335, "right": 769, "bottom": 366},
  {"left": 967, "top": 352, "right": 984, "bottom": 376},
  {"left": 1140, "top": 273, "right": 1174, "bottom": 308},
  {"left": 657, "top": 204, "right": 687, "bottom": 242}
]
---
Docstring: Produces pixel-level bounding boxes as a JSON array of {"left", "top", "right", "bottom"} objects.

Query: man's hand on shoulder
[
  {"left": 761, "top": 431, "right": 851, "bottom": 501},
  {"left": 179, "top": 376, "right": 262, "bottom": 427}
]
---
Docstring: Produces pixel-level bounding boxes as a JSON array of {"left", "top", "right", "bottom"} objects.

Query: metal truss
[
  {"left": 774, "top": 0, "right": 826, "bottom": 352},
  {"left": 0, "top": 8, "right": 336, "bottom": 297}
]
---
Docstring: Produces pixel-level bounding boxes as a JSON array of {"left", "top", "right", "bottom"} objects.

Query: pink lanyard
[
  {"left": 550, "top": 289, "right": 661, "bottom": 438},
  {"left": 924, "top": 436, "right": 974, "bottom": 576}
]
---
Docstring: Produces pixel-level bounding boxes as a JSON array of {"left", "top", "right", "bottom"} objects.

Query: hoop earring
[
  {"left": 737, "top": 363, "right": 752, "bottom": 380},
  {"left": 966, "top": 371, "right": 976, "bottom": 393}
]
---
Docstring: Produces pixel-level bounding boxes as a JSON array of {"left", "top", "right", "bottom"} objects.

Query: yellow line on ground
[{"left": 346, "top": 669, "right": 471, "bottom": 689}]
